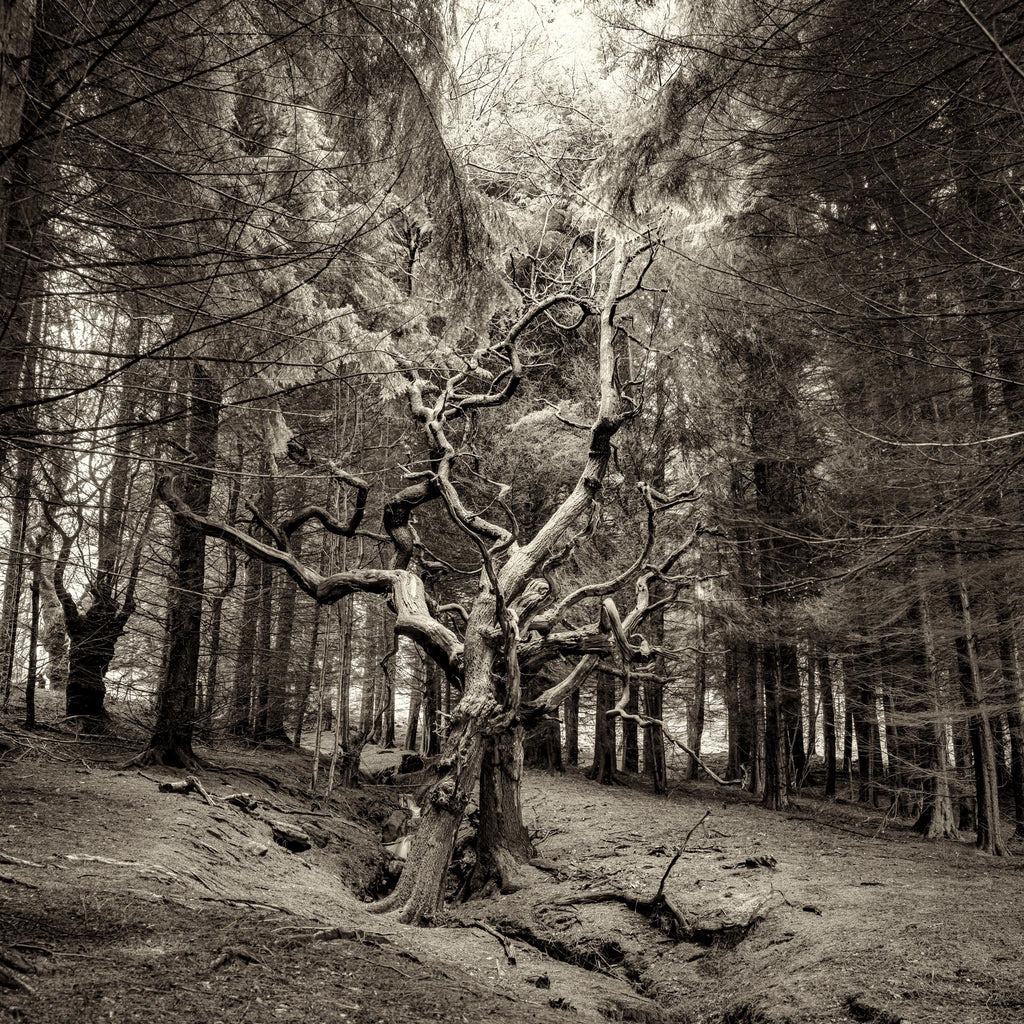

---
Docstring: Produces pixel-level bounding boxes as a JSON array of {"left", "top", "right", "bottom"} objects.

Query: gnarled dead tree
[{"left": 158, "top": 237, "right": 701, "bottom": 924}]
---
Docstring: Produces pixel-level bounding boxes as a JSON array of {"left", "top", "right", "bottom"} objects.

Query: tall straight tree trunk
[
  {"left": 23, "top": 534, "right": 41, "bottom": 727},
  {"left": 588, "top": 673, "right": 618, "bottom": 785},
  {"left": 946, "top": 540, "right": 1007, "bottom": 855},
  {"left": 820, "top": 653, "right": 837, "bottom": 797},
  {"left": 805, "top": 646, "right": 818, "bottom": 758},
  {"left": 687, "top": 643, "right": 707, "bottom": 781},
  {"left": 201, "top": 444, "right": 241, "bottom": 732},
  {"left": 912, "top": 591, "right": 959, "bottom": 840},
  {"left": 0, "top": 331, "right": 36, "bottom": 707},
  {"left": 994, "top": 597, "right": 1024, "bottom": 837},
  {"left": 292, "top": 604, "right": 321, "bottom": 748},
  {"left": 761, "top": 642, "right": 788, "bottom": 810},
  {"left": 621, "top": 674, "right": 639, "bottom": 773},
  {"left": 231, "top": 548, "right": 260, "bottom": 735},
  {"left": 0, "top": 439, "right": 31, "bottom": 707},
  {"left": 252, "top": 460, "right": 275, "bottom": 741},
  {"left": 779, "top": 643, "right": 805, "bottom": 790},
  {"left": 264, "top": 533, "right": 302, "bottom": 743},
  {"left": 136, "top": 364, "right": 220, "bottom": 766},
  {"left": 564, "top": 688, "right": 579, "bottom": 767},
  {"left": 422, "top": 657, "right": 442, "bottom": 756},
  {"left": 405, "top": 646, "right": 422, "bottom": 750}
]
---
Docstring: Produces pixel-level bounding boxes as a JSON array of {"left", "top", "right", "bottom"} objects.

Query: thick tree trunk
[
  {"left": 0, "top": 439, "right": 30, "bottom": 706},
  {"left": 422, "top": 657, "right": 442, "bottom": 756},
  {"left": 642, "top": 678, "right": 666, "bottom": 792},
  {"left": 564, "top": 688, "right": 579, "bottom": 767},
  {"left": 587, "top": 673, "right": 618, "bottom": 785},
  {"left": 64, "top": 609, "right": 130, "bottom": 727},
  {"left": 468, "top": 727, "right": 537, "bottom": 896},
  {"left": 524, "top": 673, "right": 563, "bottom": 770},
  {"left": 136, "top": 365, "right": 220, "bottom": 766}
]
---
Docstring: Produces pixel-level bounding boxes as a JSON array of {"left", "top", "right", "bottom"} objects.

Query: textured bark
[
  {"left": 201, "top": 449, "right": 241, "bottom": 731},
  {"left": 564, "top": 688, "right": 579, "bottom": 767},
  {"left": 686, "top": 643, "right": 707, "bottom": 781},
  {"left": 136, "top": 365, "right": 220, "bottom": 766},
  {"left": 621, "top": 677, "right": 639, "bottom": 774},
  {"left": 422, "top": 657, "right": 442, "bottom": 756},
  {"left": 0, "top": 434, "right": 31, "bottom": 706},
  {"left": 524, "top": 673, "right": 563, "bottom": 770},
  {"left": 820, "top": 654, "right": 837, "bottom": 797},
  {"left": 779, "top": 643, "right": 805, "bottom": 790},
  {"left": 911, "top": 594, "right": 959, "bottom": 840},
  {"left": 587, "top": 673, "right": 619, "bottom": 785},
  {"left": 468, "top": 727, "right": 537, "bottom": 896},
  {"left": 291, "top": 604, "right": 321, "bottom": 747},
  {"left": 231, "top": 548, "right": 261, "bottom": 735},
  {"left": 643, "top": 677, "right": 666, "bottom": 792},
  {"left": 946, "top": 544, "right": 1007, "bottom": 855},
  {"left": 761, "top": 643, "right": 789, "bottom": 810},
  {"left": 264, "top": 532, "right": 302, "bottom": 744},
  {"left": 405, "top": 648, "right": 423, "bottom": 751},
  {"left": 23, "top": 536, "right": 41, "bottom": 727},
  {"left": 253, "top": 464, "right": 276, "bottom": 741}
]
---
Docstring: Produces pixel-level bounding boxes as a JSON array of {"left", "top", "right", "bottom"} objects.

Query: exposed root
[
  {"left": 0, "top": 949, "right": 36, "bottom": 994},
  {"left": 123, "top": 745, "right": 208, "bottom": 771}
]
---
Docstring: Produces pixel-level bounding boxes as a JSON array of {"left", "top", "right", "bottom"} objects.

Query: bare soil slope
[{"left": 2, "top": 715, "right": 1022, "bottom": 1024}]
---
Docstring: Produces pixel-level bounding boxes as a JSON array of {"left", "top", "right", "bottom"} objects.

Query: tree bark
[
  {"left": 820, "top": 653, "right": 837, "bottom": 797},
  {"left": 946, "top": 541, "right": 1007, "bottom": 855},
  {"left": 135, "top": 364, "right": 220, "bottom": 766},
  {"left": 761, "top": 643, "right": 789, "bottom": 810},
  {"left": 587, "top": 672, "right": 618, "bottom": 785}
]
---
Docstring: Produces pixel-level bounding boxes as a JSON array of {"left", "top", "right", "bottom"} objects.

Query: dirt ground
[{"left": 2, "top": 698, "right": 1023, "bottom": 1024}]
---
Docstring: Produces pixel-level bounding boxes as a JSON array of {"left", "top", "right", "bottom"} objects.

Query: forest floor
[{"left": 2, "top": 697, "right": 1023, "bottom": 1024}]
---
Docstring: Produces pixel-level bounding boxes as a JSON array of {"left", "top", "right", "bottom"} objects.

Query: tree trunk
[
  {"left": 202, "top": 448, "right": 241, "bottom": 732},
  {"left": 621, "top": 675, "right": 639, "bottom": 773},
  {"left": 761, "top": 643, "right": 788, "bottom": 810},
  {"left": 422, "top": 657, "right": 442, "bottom": 756},
  {"left": 523, "top": 673, "right": 563, "bottom": 770},
  {"left": 780, "top": 643, "right": 805, "bottom": 791},
  {"left": 253, "top": 463, "right": 276, "bottom": 741},
  {"left": 264, "top": 533, "right": 302, "bottom": 744},
  {"left": 23, "top": 535, "right": 41, "bottom": 727},
  {"left": 912, "top": 592, "right": 959, "bottom": 840},
  {"left": 293, "top": 604, "right": 321, "bottom": 747},
  {"left": 231, "top": 548, "right": 260, "bottom": 736},
  {"left": 136, "top": 364, "right": 220, "bottom": 766},
  {"left": 642, "top": 677, "right": 666, "bottom": 792},
  {"left": 468, "top": 727, "right": 537, "bottom": 896},
  {"left": 946, "top": 542, "right": 1007, "bottom": 854},
  {"left": 587, "top": 673, "right": 618, "bottom": 785},
  {"left": 686, "top": 649, "right": 707, "bottom": 781},
  {"left": 820, "top": 653, "right": 837, "bottom": 797}
]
